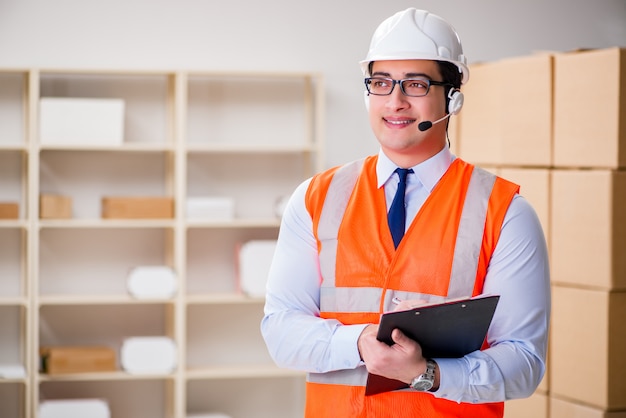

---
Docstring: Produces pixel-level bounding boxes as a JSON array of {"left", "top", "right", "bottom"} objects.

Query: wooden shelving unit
[{"left": 0, "top": 68, "right": 323, "bottom": 418}]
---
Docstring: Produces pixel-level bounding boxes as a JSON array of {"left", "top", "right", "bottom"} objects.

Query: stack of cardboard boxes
[{"left": 455, "top": 47, "right": 626, "bottom": 418}]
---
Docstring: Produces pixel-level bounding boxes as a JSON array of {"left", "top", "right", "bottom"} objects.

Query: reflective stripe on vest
[
  {"left": 309, "top": 367, "right": 368, "bottom": 386},
  {"left": 448, "top": 166, "right": 496, "bottom": 298},
  {"left": 318, "top": 158, "right": 365, "bottom": 287}
]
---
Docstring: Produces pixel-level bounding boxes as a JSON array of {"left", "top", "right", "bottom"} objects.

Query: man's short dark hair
[
  {"left": 436, "top": 61, "right": 462, "bottom": 113},
  {"left": 436, "top": 61, "right": 463, "bottom": 89}
]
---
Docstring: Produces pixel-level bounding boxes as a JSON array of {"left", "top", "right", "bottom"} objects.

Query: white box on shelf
[
  {"left": 0, "top": 363, "right": 26, "bottom": 379},
  {"left": 39, "top": 399, "right": 110, "bottom": 418},
  {"left": 121, "top": 336, "right": 177, "bottom": 375},
  {"left": 127, "top": 266, "right": 178, "bottom": 299},
  {"left": 39, "top": 97, "right": 125, "bottom": 146},
  {"left": 238, "top": 240, "right": 277, "bottom": 297},
  {"left": 186, "top": 196, "right": 235, "bottom": 220}
]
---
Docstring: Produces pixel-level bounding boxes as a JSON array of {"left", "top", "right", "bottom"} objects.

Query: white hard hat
[{"left": 360, "top": 8, "right": 469, "bottom": 84}]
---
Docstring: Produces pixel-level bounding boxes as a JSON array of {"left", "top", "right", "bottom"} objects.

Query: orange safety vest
[{"left": 303, "top": 155, "right": 519, "bottom": 418}]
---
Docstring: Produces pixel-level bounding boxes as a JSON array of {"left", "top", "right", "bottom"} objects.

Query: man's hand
[{"left": 357, "top": 326, "right": 427, "bottom": 384}]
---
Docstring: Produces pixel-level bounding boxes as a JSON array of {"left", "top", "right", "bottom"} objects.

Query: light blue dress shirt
[{"left": 261, "top": 146, "right": 551, "bottom": 404}]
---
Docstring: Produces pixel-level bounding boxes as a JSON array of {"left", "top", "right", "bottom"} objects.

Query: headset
[{"left": 446, "top": 88, "right": 464, "bottom": 116}]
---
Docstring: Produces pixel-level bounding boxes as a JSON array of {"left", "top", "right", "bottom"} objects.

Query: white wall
[{"left": 1, "top": 0, "right": 624, "bottom": 168}]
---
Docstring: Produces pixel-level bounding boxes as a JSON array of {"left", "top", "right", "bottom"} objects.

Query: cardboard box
[
  {"left": 39, "top": 194, "right": 72, "bottom": 219},
  {"left": 504, "top": 392, "right": 548, "bottom": 418},
  {"left": 550, "top": 169, "right": 626, "bottom": 290},
  {"left": 550, "top": 286, "right": 626, "bottom": 410},
  {"left": 459, "top": 53, "right": 553, "bottom": 166},
  {"left": 457, "top": 61, "right": 502, "bottom": 165},
  {"left": 102, "top": 197, "right": 174, "bottom": 219},
  {"left": 553, "top": 48, "right": 626, "bottom": 169},
  {"left": 499, "top": 168, "right": 551, "bottom": 242},
  {"left": 0, "top": 202, "right": 19, "bottom": 219},
  {"left": 550, "top": 396, "right": 626, "bottom": 418},
  {"left": 39, "top": 97, "right": 125, "bottom": 146},
  {"left": 40, "top": 346, "right": 117, "bottom": 374}
]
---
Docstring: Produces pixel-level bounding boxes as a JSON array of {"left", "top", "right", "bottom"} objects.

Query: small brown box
[
  {"left": 39, "top": 194, "right": 72, "bottom": 219},
  {"left": 40, "top": 346, "right": 117, "bottom": 374},
  {"left": 0, "top": 202, "right": 19, "bottom": 219},
  {"left": 102, "top": 196, "right": 174, "bottom": 219}
]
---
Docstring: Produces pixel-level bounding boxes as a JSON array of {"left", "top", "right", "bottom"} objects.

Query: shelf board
[
  {"left": 186, "top": 143, "right": 315, "bottom": 154},
  {"left": 38, "top": 68, "right": 176, "bottom": 76},
  {"left": 186, "top": 69, "right": 320, "bottom": 79},
  {"left": 38, "top": 219, "right": 176, "bottom": 229},
  {"left": 185, "top": 364, "right": 304, "bottom": 380},
  {"left": 37, "top": 218, "right": 279, "bottom": 229},
  {"left": 185, "top": 293, "right": 264, "bottom": 305},
  {"left": 186, "top": 218, "right": 281, "bottom": 229},
  {"left": 38, "top": 294, "right": 176, "bottom": 306},
  {"left": 39, "top": 143, "right": 175, "bottom": 153},
  {"left": 0, "top": 297, "right": 28, "bottom": 307},
  {"left": 30, "top": 295, "right": 265, "bottom": 311},
  {"left": 37, "top": 367, "right": 302, "bottom": 382},
  {"left": 38, "top": 370, "right": 175, "bottom": 382},
  {"left": 0, "top": 220, "right": 28, "bottom": 229},
  {"left": 0, "top": 377, "right": 27, "bottom": 384},
  {"left": 0, "top": 144, "right": 27, "bottom": 152}
]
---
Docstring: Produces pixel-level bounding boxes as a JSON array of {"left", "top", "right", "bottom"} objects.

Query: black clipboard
[{"left": 365, "top": 294, "right": 500, "bottom": 396}]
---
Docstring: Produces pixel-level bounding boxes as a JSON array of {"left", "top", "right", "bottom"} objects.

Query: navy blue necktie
[{"left": 388, "top": 168, "right": 412, "bottom": 248}]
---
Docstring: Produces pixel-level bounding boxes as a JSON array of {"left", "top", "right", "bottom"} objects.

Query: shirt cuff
[
  {"left": 330, "top": 323, "right": 369, "bottom": 369},
  {"left": 431, "top": 357, "right": 467, "bottom": 402}
]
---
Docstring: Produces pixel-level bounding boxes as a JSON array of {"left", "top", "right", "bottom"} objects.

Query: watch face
[{"left": 411, "top": 377, "right": 434, "bottom": 391}]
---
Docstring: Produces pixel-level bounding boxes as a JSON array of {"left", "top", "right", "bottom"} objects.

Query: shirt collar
[{"left": 376, "top": 147, "right": 456, "bottom": 191}]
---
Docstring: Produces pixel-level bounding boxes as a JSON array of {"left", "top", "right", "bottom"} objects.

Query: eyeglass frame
[{"left": 364, "top": 77, "right": 452, "bottom": 97}]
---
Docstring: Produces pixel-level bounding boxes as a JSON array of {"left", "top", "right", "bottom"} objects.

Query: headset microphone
[
  {"left": 418, "top": 88, "right": 464, "bottom": 131},
  {"left": 418, "top": 113, "right": 451, "bottom": 132}
]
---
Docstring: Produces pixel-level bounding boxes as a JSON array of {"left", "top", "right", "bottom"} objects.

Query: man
[{"left": 261, "top": 8, "right": 550, "bottom": 418}]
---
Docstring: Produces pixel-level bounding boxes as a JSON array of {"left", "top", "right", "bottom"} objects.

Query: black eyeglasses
[{"left": 364, "top": 77, "right": 451, "bottom": 97}]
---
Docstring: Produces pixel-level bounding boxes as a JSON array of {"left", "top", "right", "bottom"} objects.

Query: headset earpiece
[
  {"left": 364, "top": 91, "right": 370, "bottom": 111},
  {"left": 447, "top": 88, "right": 464, "bottom": 115}
]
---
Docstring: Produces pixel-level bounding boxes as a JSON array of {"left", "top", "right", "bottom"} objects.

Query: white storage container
[
  {"left": 39, "top": 97, "right": 125, "bottom": 146},
  {"left": 39, "top": 399, "right": 110, "bottom": 418},
  {"left": 127, "top": 266, "right": 178, "bottom": 299},
  {"left": 238, "top": 240, "right": 277, "bottom": 297},
  {"left": 186, "top": 196, "right": 235, "bottom": 221},
  {"left": 121, "top": 336, "right": 177, "bottom": 375}
]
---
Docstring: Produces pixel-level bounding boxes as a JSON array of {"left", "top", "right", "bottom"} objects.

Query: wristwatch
[{"left": 410, "top": 359, "right": 436, "bottom": 391}]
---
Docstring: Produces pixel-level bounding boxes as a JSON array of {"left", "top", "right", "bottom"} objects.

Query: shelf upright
[
  {"left": 171, "top": 70, "right": 188, "bottom": 418},
  {"left": 26, "top": 68, "right": 41, "bottom": 418}
]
